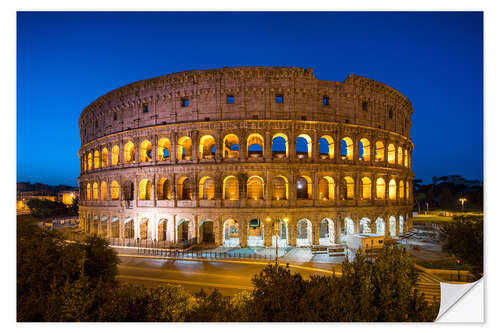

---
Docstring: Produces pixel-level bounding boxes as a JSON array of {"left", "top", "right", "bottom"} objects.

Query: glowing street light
[{"left": 459, "top": 198, "right": 467, "bottom": 211}]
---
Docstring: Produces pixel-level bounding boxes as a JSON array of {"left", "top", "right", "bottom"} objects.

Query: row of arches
[
  {"left": 79, "top": 213, "right": 410, "bottom": 246},
  {"left": 82, "top": 133, "right": 411, "bottom": 172},
  {"left": 82, "top": 175, "right": 411, "bottom": 201}
]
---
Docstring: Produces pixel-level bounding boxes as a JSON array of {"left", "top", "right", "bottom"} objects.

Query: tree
[{"left": 439, "top": 215, "right": 483, "bottom": 277}]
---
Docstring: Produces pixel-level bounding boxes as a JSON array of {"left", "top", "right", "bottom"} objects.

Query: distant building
[{"left": 16, "top": 182, "right": 79, "bottom": 214}]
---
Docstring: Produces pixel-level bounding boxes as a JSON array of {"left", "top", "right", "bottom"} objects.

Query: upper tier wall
[{"left": 79, "top": 67, "right": 413, "bottom": 145}]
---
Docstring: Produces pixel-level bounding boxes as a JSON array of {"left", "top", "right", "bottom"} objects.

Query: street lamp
[{"left": 459, "top": 198, "right": 467, "bottom": 211}]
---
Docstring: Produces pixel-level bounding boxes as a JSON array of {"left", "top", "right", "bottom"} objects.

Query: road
[{"left": 117, "top": 256, "right": 332, "bottom": 296}]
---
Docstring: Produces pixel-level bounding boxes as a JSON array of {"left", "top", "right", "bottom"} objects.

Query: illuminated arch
[
  {"left": 359, "top": 138, "right": 371, "bottom": 161},
  {"left": 361, "top": 177, "right": 372, "bottom": 199},
  {"left": 124, "top": 141, "right": 135, "bottom": 164},
  {"left": 88, "top": 152, "right": 93, "bottom": 170},
  {"left": 404, "top": 149, "right": 409, "bottom": 167},
  {"left": 86, "top": 183, "right": 91, "bottom": 200},
  {"left": 399, "top": 216, "right": 405, "bottom": 234},
  {"left": 297, "top": 218, "right": 312, "bottom": 247},
  {"left": 177, "top": 136, "right": 192, "bottom": 161},
  {"left": 247, "top": 133, "right": 264, "bottom": 157},
  {"left": 111, "top": 145, "right": 120, "bottom": 165},
  {"left": 157, "top": 138, "right": 171, "bottom": 161},
  {"left": 272, "top": 133, "right": 288, "bottom": 158},
  {"left": 94, "top": 150, "right": 99, "bottom": 169},
  {"left": 375, "top": 141, "right": 385, "bottom": 162},
  {"left": 139, "top": 217, "right": 149, "bottom": 240},
  {"left": 272, "top": 175, "right": 288, "bottom": 200},
  {"left": 360, "top": 217, "right": 371, "bottom": 233},
  {"left": 123, "top": 218, "right": 134, "bottom": 239},
  {"left": 342, "top": 176, "right": 354, "bottom": 200},
  {"left": 139, "top": 178, "right": 151, "bottom": 200},
  {"left": 319, "top": 135, "right": 334, "bottom": 159},
  {"left": 387, "top": 144, "right": 396, "bottom": 164},
  {"left": 223, "top": 176, "right": 239, "bottom": 200},
  {"left": 341, "top": 137, "right": 354, "bottom": 160},
  {"left": 376, "top": 217, "right": 385, "bottom": 235},
  {"left": 399, "top": 180, "right": 405, "bottom": 200},
  {"left": 247, "top": 176, "right": 264, "bottom": 200},
  {"left": 110, "top": 181, "right": 119, "bottom": 200},
  {"left": 406, "top": 181, "right": 410, "bottom": 199},
  {"left": 344, "top": 217, "right": 355, "bottom": 235},
  {"left": 177, "top": 218, "right": 190, "bottom": 242},
  {"left": 248, "top": 218, "right": 264, "bottom": 247},
  {"left": 389, "top": 179, "right": 397, "bottom": 200},
  {"left": 296, "top": 134, "right": 312, "bottom": 159},
  {"left": 101, "top": 148, "right": 108, "bottom": 167},
  {"left": 376, "top": 178, "right": 386, "bottom": 199},
  {"left": 140, "top": 140, "right": 153, "bottom": 162},
  {"left": 157, "top": 178, "right": 171, "bottom": 200},
  {"left": 92, "top": 182, "right": 98, "bottom": 200},
  {"left": 319, "top": 218, "right": 334, "bottom": 245},
  {"left": 223, "top": 219, "right": 240, "bottom": 247},
  {"left": 389, "top": 216, "right": 397, "bottom": 236},
  {"left": 397, "top": 146, "right": 403, "bottom": 165},
  {"left": 319, "top": 176, "right": 335, "bottom": 200},
  {"left": 199, "top": 135, "right": 216, "bottom": 159},
  {"left": 100, "top": 181, "right": 107, "bottom": 200},
  {"left": 199, "top": 176, "right": 215, "bottom": 200},
  {"left": 296, "top": 175, "right": 312, "bottom": 199},
  {"left": 178, "top": 177, "right": 192, "bottom": 200},
  {"left": 223, "top": 134, "right": 239, "bottom": 159},
  {"left": 158, "top": 218, "right": 168, "bottom": 241}
]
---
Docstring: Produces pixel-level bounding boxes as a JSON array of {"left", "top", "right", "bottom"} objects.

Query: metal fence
[{"left": 127, "top": 246, "right": 276, "bottom": 261}]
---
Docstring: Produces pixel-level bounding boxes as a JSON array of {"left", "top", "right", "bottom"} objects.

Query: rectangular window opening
[
  {"left": 143, "top": 104, "right": 149, "bottom": 113},
  {"left": 362, "top": 101, "right": 368, "bottom": 111},
  {"left": 301, "top": 116, "right": 307, "bottom": 121},
  {"left": 252, "top": 115, "right": 259, "bottom": 120},
  {"left": 275, "top": 94, "right": 284, "bottom": 104},
  {"left": 227, "top": 95, "right": 234, "bottom": 104},
  {"left": 113, "top": 112, "right": 117, "bottom": 121},
  {"left": 389, "top": 109, "right": 393, "bottom": 119},
  {"left": 323, "top": 96, "right": 329, "bottom": 106},
  {"left": 181, "top": 98, "right": 189, "bottom": 107}
]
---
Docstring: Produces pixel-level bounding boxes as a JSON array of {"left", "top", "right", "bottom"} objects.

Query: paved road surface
[{"left": 117, "top": 256, "right": 332, "bottom": 296}]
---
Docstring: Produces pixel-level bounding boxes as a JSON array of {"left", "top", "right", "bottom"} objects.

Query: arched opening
[
  {"left": 359, "top": 138, "right": 371, "bottom": 161},
  {"left": 100, "top": 181, "right": 107, "bottom": 200},
  {"left": 139, "top": 218, "right": 149, "bottom": 239},
  {"left": 177, "top": 219, "right": 190, "bottom": 243},
  {"left": 123, "top": 218, "right": 134, "bottom": 239},
  {"left": 376, "top": 178, "right": 386, "bottom": 199},
  {"left": 177, "top": 136, "right": 192, "bottom": 161},
  {"left": 223, "top": 219, "right": 240, "bottom": 247},
  {"left": 91, "top": 215, "right": 98, "bottom": 234},
  {"left": 375, "top": 217, "right": 385, "bottom": 235},
  {"left": 247, "top": 133, "right": 264, "bottom": 158},
  {"left": 397, "top": 146, "right": 403, "bottom": 165},
  {"left": 296, "top": 134, "right": 312, "bottom": 159},
  {"left": 272, "top": 176, "right": 288, "bottom": 200},
  {"left": 248, "top": 218, "right": 264, "bottom": 247},
  {"left": 247, "top": 176, "right": 264, "bottom": 200},
  {"left": 399, "top": 180, "right": 405, "bottom": 200},
  {"left": 140, "top": 140, "right": 153, "bottom": 162},
  {"left": 139, "top": 179, "right": 151, "bottom": 200},
  {"left": 340, "top": 137, "right": 354, "bottom": 160},
  {"left": 86, "top": 184, "right": 91, "bottom": 200},
  {"left": 361, "top": 177, "right": 372, "bottom": 199},
  {"left": 157, "top": 138, "right": 171, "bottom": 161},
  {"left": 296, "top": 218, "right": 312, "bottom": 247},
  {"left": 319, "top": 218, "right": 334, "bottom": 245},
  {"left": 112, "top": 145, "right": 120, "bottom": 165},
  {"left": 223, "top": 176, "right": 239, "bottom": 200},
  {"left": 404, "top": 149, "right": 409, "bottom": 167},
  {"left": 389, "top": 179, "right": 397, "bottom": 200},
  {"left": 406, "top": 181, "right": 410, "bottom": 200},
  {"left": 223, "top": 134, "right": 239, "bottom": 159},
  {"left": 199, "top": 135, "right": 216, "bottom": 160},
  {"left": 271, "top": 218, "right": 289, "bottom": 248},
  {"left": 272, "top": 133, "right": 288, "bottom": 158},
  {"left": 344, "top": 217, "right": 354, "bottom": 235},
  {"left": 102, "top": 148, "right": 109, "bottom": 167},
  {"left": 178, "top": 177, "right": 192, "bottom": 200},
  {"left": 110, "top": 217, "right": 119, "bottom": 238},
  {"left": 319, "top": 135, "right": 334, "bottom": 159},
  {"left": 83, "top": 155, "right": 86, "bottom": 172},
  {"left": 399, "top": 216, "right": 405, "bottom": 234},
  {"left": 360, "top": 217, "right": 371, "bottom": 233},
  {"left": 94, "top": 150, "right": 100, "bottom": 169},
  {"left": 124, "top": 141, "right": 135, "bottom": 164},
  {"left": 389, "top": 216, "right": 397, "bottom": 236},
  {"left": 375, "top": 141, "right": 384, "bottom": 162},
  {"left": 200, "top": 220, "right": 214, "bottom": 244},
  {"left": 296, "top": 176, "right": 312, "bottom": 199},
  {"left": 92, "top": 182, "right": 98, "bottom": 200},
  {"left": 88, "top": 152, "right": 92, "bottom": 170},
  {"left": 319, "top": 176, "right": 335, "bottom": 200},
  {"left": 99, "top": 216, "right": 107, "bottom": 237},
  {"left": 342, "top": 177, "right": 354, "bottom": 200},
  {"left": 199, "top": 176, "right": 215, "bottom": 200},
  {"left": 158, "top": 218, "right": 168, "bottom": 241},
  {"left": 387, "top": 144, "right": 396, "bottom": 164},
  {"left": 157, "top": 178, "right": 172, "bottom": 200},
  {"left": 122, "top": 181, "right": 134, "bottom": 201}
]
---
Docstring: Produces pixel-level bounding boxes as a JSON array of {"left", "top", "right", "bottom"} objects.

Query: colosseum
[{"left": 77, "top": 66, "right": 414, "bottom": 249}]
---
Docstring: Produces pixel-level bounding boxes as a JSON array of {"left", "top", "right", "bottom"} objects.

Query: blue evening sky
[{"left": 17, "top": 11, "right": 483, "bottom": 186}]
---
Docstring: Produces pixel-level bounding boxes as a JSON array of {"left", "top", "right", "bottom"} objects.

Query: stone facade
[{"left": 77, "top": 66, "right": 414, "bottom": 247}]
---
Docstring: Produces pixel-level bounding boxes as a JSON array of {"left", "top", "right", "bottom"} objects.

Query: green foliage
[
  {"left": 26, "top": 198, "right": 76, "bottom": 219},
  {"left": 439, "top": 214, "right": 483, "bottom": 277}
]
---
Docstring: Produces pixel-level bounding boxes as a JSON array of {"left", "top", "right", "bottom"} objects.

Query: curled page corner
[{"left": 435, "top": 278, "right": 484, "bottom": 322}]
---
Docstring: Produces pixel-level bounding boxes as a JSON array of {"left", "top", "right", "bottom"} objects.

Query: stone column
[
  {"left": 385, "top": 215, "right": 390, "bottom": 237},
  {"left": 312, "top": 131, "right": 319, "bottom": 162},
  {"left": 152, "top": 134, "right": 158, "bottom": 163},
  {"left": 214, "top": 216, "right": 223, "bottom": 246},
  {"left": 264, "top": 130, "right": 272, "bottom": 161},
  {"left": 239, "top": 130, "right": 247, "bottom": 162},
  {"left": 192, "top": 130, "right": 199, "bottom": 163},
  {"left": 312, "top": 216, "right": 319, "bottom": 246},
  {"left": 215, "top": 129, "right": 222, "bottom": 162},
  {"left": 263, "top": 219, "right": 272, "bottom": 247},
  {"left": 288, "top": 217, "right": 297, "bottom": 246},
  {"left": 334, "top": 219, "right": 341, "bottom": 243},
  {"left": 171, "top": 132, "right": 178, "bottom": 164},
  {"left": 239, "top": 219, "right": 248, "bottom": 248},
  {"left": 312, "top": 172, "right": 319, "bottom": 205},
  {"left": 289, "top": 129, "right": 296, "bottom": 162},
  {"left": 134, "top": 138, "right": 140, "bottom": 164},
  {"left": 265, "top": 170, "right": 271, "bottom": 207},
  {"left": 353, "top": 136, "right": 359, "bottom": 164}
]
